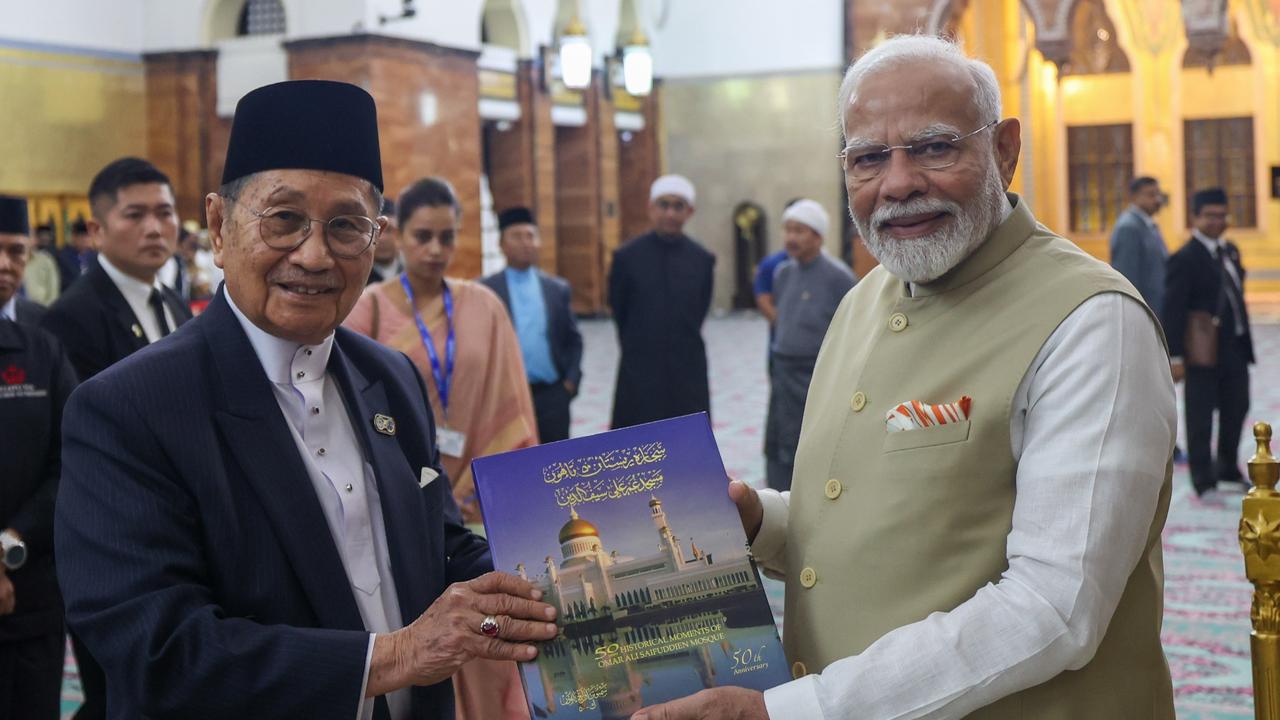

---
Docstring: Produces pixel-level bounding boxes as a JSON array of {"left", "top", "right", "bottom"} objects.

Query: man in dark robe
[{"left": 608, "top": 174, "right": 715, "bottom": 429}]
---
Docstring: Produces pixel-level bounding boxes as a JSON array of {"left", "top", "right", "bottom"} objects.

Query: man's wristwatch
[{"left": 0, "top": 531, "right": 27, "bottom": 571}]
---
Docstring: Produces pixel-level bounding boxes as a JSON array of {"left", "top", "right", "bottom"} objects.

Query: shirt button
[
  {"left": 824, "top": 479, "right": 842, "bottom": 500},
  {"left": 344, "top": 483, "right": 353, "bottom": 493},
  {"left": 800, "top": 566, "right": 817, "bottom": 588},
  {"left": 305, "top": 349, "right": 313, "bottom": 356},
  {"left": 889, "top": 313, "right": 909, "bottom": 332},
  {"left": 850, "top": 391, "right": 867, "bottom": 412},
  {"left": 317, "top": 447, "right": 326, "bottom": 457},
  {"left": 311, "top": 407, "right": 320, "bottom": 415},
  {"left": 296, "top": 371, "right": 306, "bottom": 379},
  {"left": 792, "top": 661, "right": 808, "bottom": 678}
]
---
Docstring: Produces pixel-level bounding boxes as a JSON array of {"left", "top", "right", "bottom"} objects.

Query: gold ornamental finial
[
  {"left": 1240, "top": 421, "right": 1280, "bottom": 718},
  {"left": 1249, "top": 422, "right": 1279, "bottom": 494},
  {"left": 564, "top": 15, "right": 587, "bottom": 38}
]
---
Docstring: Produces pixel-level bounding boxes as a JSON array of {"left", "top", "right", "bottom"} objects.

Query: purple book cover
[{"left": 472, "top": 413, "right": 791, "bottom": 719}]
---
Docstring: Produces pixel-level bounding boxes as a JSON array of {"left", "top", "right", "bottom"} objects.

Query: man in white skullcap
[
  {"left": 608, "top": 174, "right": 715, "bottom": 428},
  {"left": 764, "top": 199, "right": 855, "bottom": 491},
  {"left": 636, "top": 33, "right": 1174, "bottom": 720}
]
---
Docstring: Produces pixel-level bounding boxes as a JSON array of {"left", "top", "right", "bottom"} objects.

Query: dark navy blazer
[
  {"left": 55, "top": 290, "right": 492, "bottom": 719},
  {"left": 480, "top": 268, "right": 584, "bottom": 388}
]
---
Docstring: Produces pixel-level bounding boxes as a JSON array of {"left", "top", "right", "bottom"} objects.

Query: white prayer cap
[
  {"left": 781, "top": 199, "right": 829, "bottom": 238},
  {"left": 649, "top": 174, "right": 696, "bottom": 206}
]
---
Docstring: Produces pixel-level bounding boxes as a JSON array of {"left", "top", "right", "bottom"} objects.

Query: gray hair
[
  {"left": 218, "top": 171, "right": 383, "bottom": 212},
  {"left": 837, "top": 34, "right": 1002, "bottom": 139}
]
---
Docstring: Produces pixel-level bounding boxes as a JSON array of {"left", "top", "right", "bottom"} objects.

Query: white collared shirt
[
  {"left": 0, "top": 296, "right": 15, "bottom": 322},
  {"left": 98, "top": 254, "right": 177, "bottom": 343},
  {"left": 751, "top": 292, "right": 1175, "bottom": 719},
  {"left": 225, "top": 293, "right": 409, "bottom": 720}
]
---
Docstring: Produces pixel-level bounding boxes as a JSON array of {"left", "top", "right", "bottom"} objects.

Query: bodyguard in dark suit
[
  {"left": 54, "top": 80, "right": 556, "bottom": 720},
  {"left": 1109, "top": 176, "right": 1168, "bottom": 317},
  {"left": 1164, "top": 188, "right": 1254, "bottom": 496},
  {"left": 0, "top": 196, "right": 77, "bottom": 720},
  {"left": 41, "top": 158, "right": 192, "bottom": 382},
  {"left": 40, "top": 160, "right": 191, "bottom": 718},
  {"left": 481, "top": 207, "right": 584, "bottom": 442}
]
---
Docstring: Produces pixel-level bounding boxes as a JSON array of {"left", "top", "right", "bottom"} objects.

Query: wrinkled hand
[
  {"left": 0, "top": 569, "right": 13, "bottom": 616},
  {"left": 728, "top": 479, "right": 763, "bottom": 544},
  {"left": 632, "top": 687, "right": 768, "bottom": 720},
  {"left": 1171, "top": 361, "right": 1185, "bottom": 384},
  {"left": 388, "top": 571, "right": 558, "bottom": 690}
]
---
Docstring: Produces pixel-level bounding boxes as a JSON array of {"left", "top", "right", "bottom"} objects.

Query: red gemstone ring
[{"left": 480, "top": 615, "right": 501, "bottom": 638}]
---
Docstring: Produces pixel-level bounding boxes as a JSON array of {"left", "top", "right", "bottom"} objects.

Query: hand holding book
[
  {"left": 728, "top": 479, "right": 764, "bottom": 544},
  {"left": 365, "top": 571, "right": 559, "bottom": 697}
]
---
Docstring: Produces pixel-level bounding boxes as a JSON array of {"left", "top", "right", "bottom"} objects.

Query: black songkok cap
[
  {"left": 498, "top": 206, "right": 536, "bottom": 231},
  {"left": 1192, "top": 187, "right": 1228, "bottom": 209},
  {"left": 0, "top": 195, "right": 30, "bottom": 235},
  {"left": 221, "top": 80, "right": 384, "bottom": 192}
]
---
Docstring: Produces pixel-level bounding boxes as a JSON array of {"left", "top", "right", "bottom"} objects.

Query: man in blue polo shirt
[{"left": 482, "top": 207, "right": 584, "bottom": 442}]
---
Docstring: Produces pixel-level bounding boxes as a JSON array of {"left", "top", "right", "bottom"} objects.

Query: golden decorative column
[{"left": 1240, "top": 422, "right": 1280, "bottom": 719}]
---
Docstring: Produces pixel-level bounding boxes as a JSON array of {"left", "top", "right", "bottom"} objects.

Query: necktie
[
  {"left": 1216, "top": 246, "right": 1245, "bottom": 337},
  {"left": 148, "top": 288, "right": 172, "bottom": 339}
]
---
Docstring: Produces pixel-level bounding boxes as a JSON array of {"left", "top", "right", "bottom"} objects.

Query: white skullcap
[
  {"left": 781, "top": 199, "right": 829, "bottom": 238},
  {"left": 649, "top": 174, "right": 696, "bottom": 205}
]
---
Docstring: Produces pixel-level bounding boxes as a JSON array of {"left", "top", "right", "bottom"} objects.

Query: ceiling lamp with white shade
[
  {"left": 558, "top": 16, "right": 593, "bottom": 90},
  {"left": 622, "top": 28, "right": 653, "bottom": 97}
]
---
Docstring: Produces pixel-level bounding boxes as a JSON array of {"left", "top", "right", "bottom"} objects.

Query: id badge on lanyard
[{"left": 400, "top": 274, "right": 466, "bottom": 457}]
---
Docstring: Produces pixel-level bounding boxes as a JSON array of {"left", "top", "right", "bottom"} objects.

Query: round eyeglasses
[
  {"left": 238, "top": 204, "right": 379, "bottom": 259},
  {"left": 838, "top": 119, "right": 999, "bottom": 180}
]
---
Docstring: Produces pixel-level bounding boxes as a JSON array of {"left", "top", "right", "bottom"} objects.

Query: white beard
[{"left": 852, "top": 167, "right": 1009, "bottom": 284}]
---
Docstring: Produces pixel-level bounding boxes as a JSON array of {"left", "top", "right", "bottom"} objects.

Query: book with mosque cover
[{"left": 473, "top": 412, "right": 790, "bottom": 719}]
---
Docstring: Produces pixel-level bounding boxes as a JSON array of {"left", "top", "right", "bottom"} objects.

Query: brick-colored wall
[
  {"left": 527, "top": 61, "right": 559, "bottom": 276},
  {"left": 144, "top": 50, "right": 222, "bottom": 224},
  {"left": 287, "top": 35, "right": 485, "bottom": 278},
  {"left": 555, "top": 78, "right": 605, "bottom": 314},
  {"left": 140, "top": 36, "right": 658, "bottom": 297},
  {"left": 595, "top": 84, "right": 621, "bottom": 293},
  {"left": 618, "top": 88, "right": 662, "bottom": 246}
]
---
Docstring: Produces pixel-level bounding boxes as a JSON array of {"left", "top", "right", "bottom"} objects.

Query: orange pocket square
[{"left": 885, "top": 396, "right": 972, "bottom": 433}]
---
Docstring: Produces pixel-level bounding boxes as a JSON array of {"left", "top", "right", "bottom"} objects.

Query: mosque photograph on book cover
[{"left": 473, "top": 413, "right": 790, "bottom": 720}]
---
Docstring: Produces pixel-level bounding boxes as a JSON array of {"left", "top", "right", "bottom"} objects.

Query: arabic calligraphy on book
[{"left": 542, "top": 442, "right": 668, "bottom": 508}]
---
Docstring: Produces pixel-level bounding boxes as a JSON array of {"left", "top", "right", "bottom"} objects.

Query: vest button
[
  {"left": 850, "top": 391, "right": 867, "bottom": 412},
  {"left": 889, "top": 313, "right": 909, "bottom": 332},
  {"left": 792, "top": 660, "right": 808, "bottom": 678},
  {"left": 800, "top": 566, "right": 817, "bottom": 588},
  {"left": 824, "top": 478, "right": 842, "bottom": 499}
]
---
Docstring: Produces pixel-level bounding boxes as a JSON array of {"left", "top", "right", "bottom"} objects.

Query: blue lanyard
[{"left": 400, "top": 273, "right": 456, "bottom": 418}]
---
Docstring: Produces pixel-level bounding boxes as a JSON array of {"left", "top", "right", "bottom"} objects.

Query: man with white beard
[{"left": 633, "top": 34, "right": 1176, "bottom": 720}]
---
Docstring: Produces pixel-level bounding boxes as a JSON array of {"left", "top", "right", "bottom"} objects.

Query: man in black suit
[
  {"left": 55, "top": 220, "right": 95, "bottom": 291},
  {"left": 0, "top": 195, "right": 77, "bottom": 720},
  {"left": 481, "top": 207, "right": 584, "bottom": 442},
  {"left": 42, "top": 158, "right": 192, "bottom": 382},
  {"left": 55, "top": 80, "right": 556, "bottom": 719},
  {"left": 40, "top": 158, "right": 192, "bottom": 718},
  {"left": 1164, "top": 188, "right": 1254, "bottom": 496}
]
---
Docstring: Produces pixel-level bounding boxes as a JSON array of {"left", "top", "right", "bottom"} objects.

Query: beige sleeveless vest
[{"left": 783, "top": 196, "right": 1175, "bottom": 718}]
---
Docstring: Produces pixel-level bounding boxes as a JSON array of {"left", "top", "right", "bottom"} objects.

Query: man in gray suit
[{"left": 1109, "top": 176, "right": 1168, "bottom": 318}]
